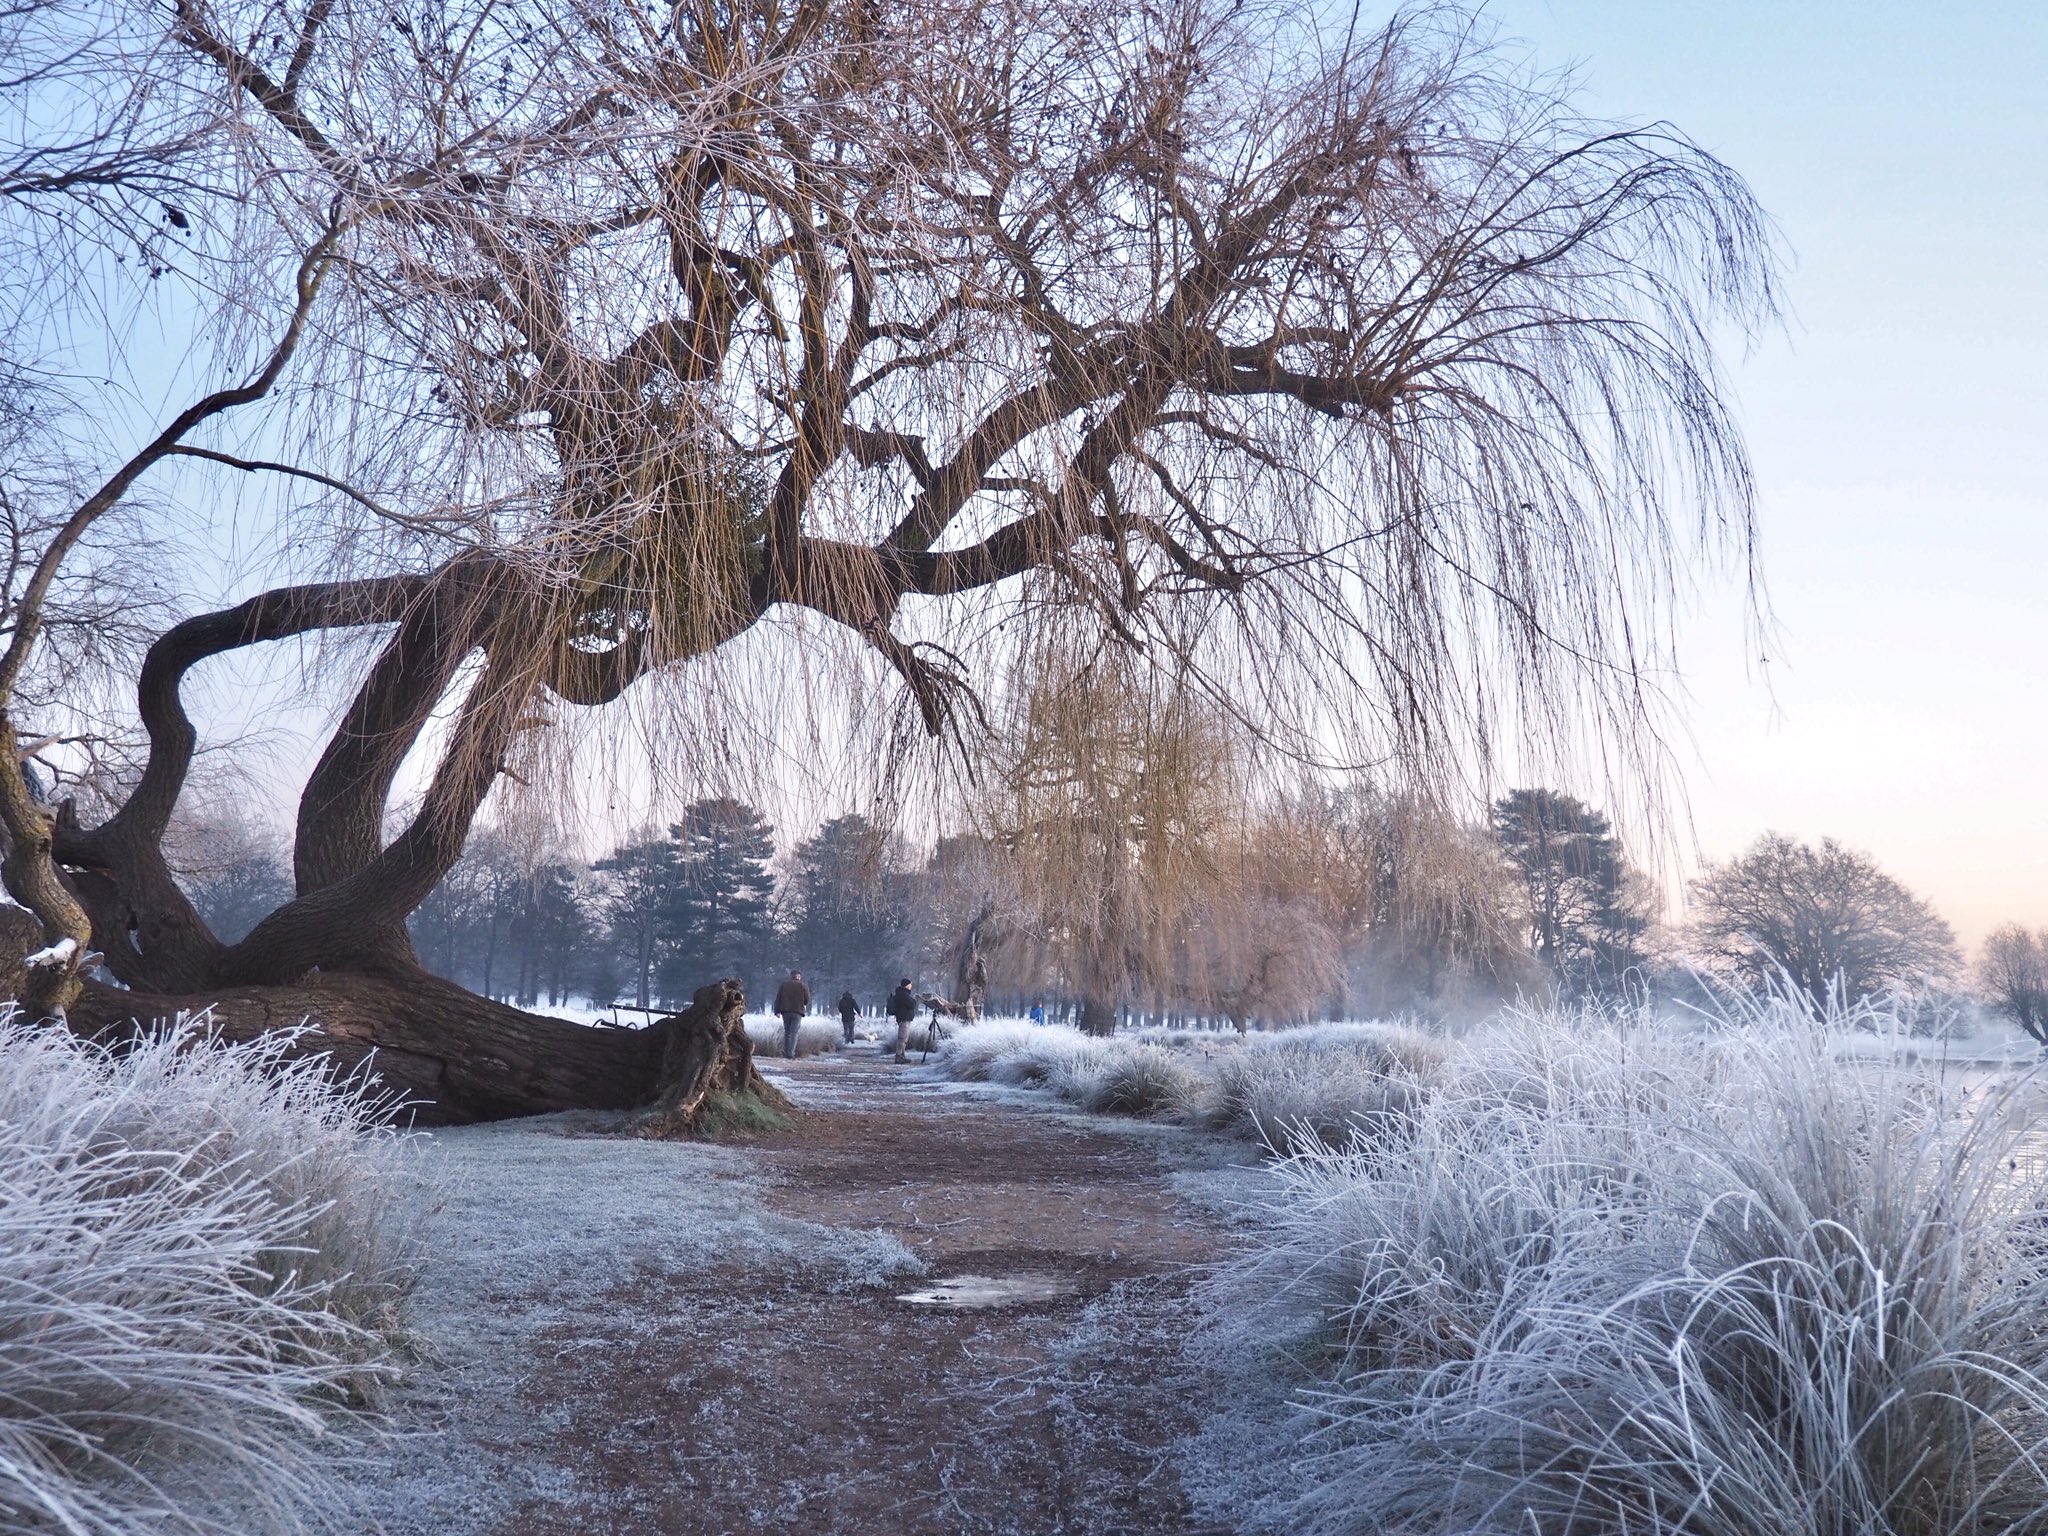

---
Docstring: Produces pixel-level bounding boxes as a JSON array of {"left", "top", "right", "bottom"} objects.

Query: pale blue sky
[{"left": 1480, "top": 0, "right": 2048, "bottom": 943}]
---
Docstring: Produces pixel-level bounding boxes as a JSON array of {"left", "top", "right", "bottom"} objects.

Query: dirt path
[{"left": 355, "top": 1051, "right": 1246, "bottom": 1536}]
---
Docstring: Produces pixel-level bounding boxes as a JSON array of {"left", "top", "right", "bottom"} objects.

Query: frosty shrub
[
  {"left": 935, "top": 1023, "right": 1202, "bottom": 1117},
  {"left": 1200, "top": 1051, "right": 1429, "bottom": 1154},
  {"left": 1193, "top": 1004, "right": 2048, "bottom": 1536},
  {"left": 742, "top": 1016, "right": 843, "bottom": 1058},
  {"left": 1071, "top": 1043, "right": 1208, "bottom": 1117},
  {"left": 1199, "top": 1025, "right": 1447, "bottom": 1152},
  {"left": 0, "top": 1013, "right": 423, "bottom": 1536},
  {"left": 988, "top": 1029, "right": 1112, "bottom": 1090},
  {"left": 932, "top": 1020, "right": 1051, "bottom": 1080},
  {"left": 934, "top": 1019, "right": 1444, "bottom": 1138},
  {"left": 1249, "top": 1022, "right": 1449, "bottom": 1066}
]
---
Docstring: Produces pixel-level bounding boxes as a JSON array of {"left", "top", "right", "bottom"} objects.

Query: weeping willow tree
[
  {"left": 977, "top": 637, "right": 1240, "bottom": 1034},
  {"left": 0, "top": 0, "right": 1775, "bottom": 1119},
  {"left": 974, "top": 676, "right": 1538, "bottom": 1034}
]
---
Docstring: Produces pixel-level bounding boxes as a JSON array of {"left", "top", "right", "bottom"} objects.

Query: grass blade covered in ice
[
  {"left": 1193, "top": 1002, "right": 2048, "bottom": 1536},
  {"left": 0, "top": 1013, "right": 423, "bottom": 1536},
  {"left": 932, "top": 1017, "right": 1444, "bottom": 1144}
]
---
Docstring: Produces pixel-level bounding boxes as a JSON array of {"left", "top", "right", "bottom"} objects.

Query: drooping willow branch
[{"left": 25, "top": 0, "right": 1776, "bottom": 1005}]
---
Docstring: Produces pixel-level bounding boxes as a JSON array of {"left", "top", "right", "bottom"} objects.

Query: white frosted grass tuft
[
  {"left": 741, "top": 1015, "right": 844, "bottom": 1058},
  {"left": 994, "top": 1030, "right": 1113, "bottom": 1091},
  {"left": 1201, "top": 1050, "right": 1432, "bottom": 1153},
  {"left": 937, "top": 1024, "right": 1205, "bottom": 1117},
  {"left": 1243, "top": 1021, "right": 1447, "bottom": 1067},
  {"left": 1072, "top": 1043, "right": 1207, "bottom": 1117},
  {"left": 932, "top": 1020, "right": 1054, "bottom": 1080},
  {"left": 934, "top": 1018, "right": 1447, "bottom": 1139},
  {"left": 1190, "top": 1001, "right": 2048, "bottom": 1536},
  {"left": 1201, "top": 1024, "right": 1447, "bottom": 1151},
  {"left": 0, "top": 1010, "right": 422, "bottom": 1536}
]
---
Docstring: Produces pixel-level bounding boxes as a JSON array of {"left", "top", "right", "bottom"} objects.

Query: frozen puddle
[{"left": 895, "top": 1272, "right": 1077, "bottom": 1309}]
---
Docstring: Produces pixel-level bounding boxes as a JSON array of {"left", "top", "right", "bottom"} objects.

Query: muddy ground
[{"left": 342, "top": 1051, "right": 1260, "bottom": 1536}]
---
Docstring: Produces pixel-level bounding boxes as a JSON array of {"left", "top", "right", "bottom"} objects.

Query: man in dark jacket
[
  {"left": 886, "top": 978, "right": 919, "bottom": 1064},
  {"left": 836, "top": 989, "right": 859, "bottom": 1045},
  {"left": 773, "top": 970, "right": 811, "bottom": 1058}
]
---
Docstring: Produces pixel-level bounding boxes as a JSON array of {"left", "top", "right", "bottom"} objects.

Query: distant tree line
[
  {"left": 162, "top": 784, "right": 1647, "bottom": 1024},
  {"left": 404, "top": 802, "right": 922, "bottom": 1014},
  {"left": 167, "top": 784, "right": 2014, "bottom": 1035}
]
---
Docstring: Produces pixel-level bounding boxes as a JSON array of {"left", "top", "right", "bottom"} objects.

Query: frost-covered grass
[
  {"left": 742, "top": 1015, "right": 843, "bottom": 1058},
  {"left": 930, "top": 1018, "right": 1444, "bottom": 1142},
  {"left": 1188, "top": 1001, "right": 2048, "bottom": 1536},
  {"left": 935, "top": 1006, "right": 2048, "bottom": 1531},
  {"left": 1200, "top": 1025, "right": 1446, "bottom": 1152},
  {"left": 931, "top": 1019, "right": 1046, "bottom": 1079},
  {"left": 1069, "top": 1042, "right": 1207, "bottom": 1116},
  {"left": 993, "top": 1031, "right": 1110, "bottom": 1089},
  {"left": 0, "top": 1014, "right": 421, "bottom": 1536}
]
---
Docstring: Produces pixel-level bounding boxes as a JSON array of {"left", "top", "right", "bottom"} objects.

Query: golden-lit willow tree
[
  {"left": 977, "top": 677, "right": 1537, "bottom": 1033},
  {"left": 6, "top": 0, "right": 1773, "bottom": 1117},
  {"left": 980, "top": 638, "right": 1239, "bottom": 1034}
]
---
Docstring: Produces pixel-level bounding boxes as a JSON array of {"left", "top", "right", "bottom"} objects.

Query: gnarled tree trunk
[
  {"left": 63, "top": 968, "right": 771, "bottom": 1132},
  {"left": 0, "top": 555, "right": 794, "bottom": 1127},
  {"left": 0, "top": 906, "right": 777, "bottom": 1129},
  {"left": 920, "top": 894, "right": 994, "bottom": 1023},
  {"left": 1078, "top": 994, "right": 1118, "bottom": 1037}
]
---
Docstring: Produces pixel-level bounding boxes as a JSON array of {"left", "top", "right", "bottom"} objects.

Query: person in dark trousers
[
  {"left": 886, "top": 978, "right": 919, "bottom": 1064},
  {"left": 836, "top": 989, "right": 859, "bottom": 1046},
  {"left": 773, "top": 969, "right": 811, "bottom": 1058}
]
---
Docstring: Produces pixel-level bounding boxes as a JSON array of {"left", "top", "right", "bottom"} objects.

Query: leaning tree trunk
[
  {"left": 11, "top": 561, "right": 789, "bottom": 1128},
  {"left": 3, "top": 899, "right": 779, "bottom": 1129},
  {"left": 920, "top": 894, "right": 994, "bottom": 1022}
]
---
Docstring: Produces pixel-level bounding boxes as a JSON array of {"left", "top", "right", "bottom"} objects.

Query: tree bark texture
[
  {"left": 0, "top": 902, "right": 774, "bottom": 1130},
  {"left": 0, "top": 716, "right": 90, "bottom": 1021},
  {"left": 6, "top": 558, "right": 791, "bottom": 1127},
  {"left": 1078, "top": 995, "right": 1117, "bottom": 1037}
]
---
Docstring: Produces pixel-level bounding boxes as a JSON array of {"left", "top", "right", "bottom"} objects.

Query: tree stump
[{"left": 635, "top": 979, "right": 792, "bottom": 1138}]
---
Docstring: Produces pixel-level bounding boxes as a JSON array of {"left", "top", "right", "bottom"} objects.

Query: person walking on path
[
  {"left": 773, "top": 970, "right": 811, "bottom": 1058},
  {"left": 836, "top": 989, "right": 859, "bottom": 1046},
  {"left": 886, "top": 978, "right": 919, "bottom": 1064}
]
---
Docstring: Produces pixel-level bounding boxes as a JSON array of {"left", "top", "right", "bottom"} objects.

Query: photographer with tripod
[{"left": 886, "top": 977, "right": 919, "bottom": 1064}]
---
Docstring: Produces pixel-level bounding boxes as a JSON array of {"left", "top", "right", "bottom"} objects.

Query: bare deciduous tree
[
  {"left": 1686, "top": 833, "right": 1959, "bottom": 1005},
  {"left": 1281, "top": 779, "right": 1535, "bottom": 1019},
  {"left": 0, "top": 0, "right": 335, "bottom": 1018},
  {"left": 1979, "top": 925, "right": 2048, "bottom": 1045},
  {"left": 9, "top": 0, "right": 1775, "bottom": 1117},
  {"left": 1183, "top": 875, "right": 1345, "bottom": 1033}
]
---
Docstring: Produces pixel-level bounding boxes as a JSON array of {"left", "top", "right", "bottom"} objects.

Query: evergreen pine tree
[
  {"left": 784, "top": 814, "right": 904, "bottom": 998},
  {"left": 661, "top": 798, "right": 778, "bottom": 1004},
  {"left": 595, "top": 836, "right": 683, "bottom": 1011},
  {"left": 1491, "top": 789, "right": 1648, "bottom": 998}
]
